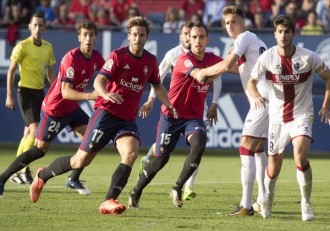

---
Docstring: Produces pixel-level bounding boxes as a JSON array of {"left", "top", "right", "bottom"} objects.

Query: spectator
[
  {"left": 35, "top": 0, "right": 56, "bottom": 27},
  {"left": 316, "top": 0, "right": 330, "bottom": 32},
  {"left": 163, "top": 6, "right": 183, "bottom": 34},
  {"left": 203, "top": 0, "right": 226, "bottom": 29},
  {"left": 179, "top": 0, "right": 204, "bottom": 21},
  {"left": 1, "top": 0, "right": 32, "bottom": 26},
  {"left": 190, "top": 12, "right": 203, "bottom": 24},
  {"left": 284, "top": 0, "right": 306, "bottom": 30},
  {"left": 53, "top": 1, "right": 75, "bottom": 27},
  {"left": 253, "top": 9, "right": 266, "bottom": 29},
  {"left": 109, "top": 0, "right": 137, "bottom": 28},
  {"left": 89, "top": 0, "right": 111, "bottom": 22},
  {"left": 230, "top": 0, "right": 253, "bottom": 28},
  {"left": 301, "top": 10, "right": 325, "bottom": 35},
  {"left": 121, "top": 6, "right": 140, "bottom": 31},
  {"left": 68, "top": 0, "right": 92, "bottom": 23},
  {"left": 94, "top": 6, "right": 110, "bottom": 26},
  {"left": 270, "top": 0, "right": 286, "bottom": 22},
  {"left": 297, "top": 0, "right": 317, "bottom": 21},
  {"left": 253, "top": 0, "right": 273, "bottom": 27}
]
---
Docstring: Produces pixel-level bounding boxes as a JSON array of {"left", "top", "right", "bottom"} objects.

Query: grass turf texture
[{"left": 0, "top": 144, "right": 330, "bottom": 231}]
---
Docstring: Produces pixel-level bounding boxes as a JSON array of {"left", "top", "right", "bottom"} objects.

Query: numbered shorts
[
  {"left": 268, "top": 117, "right": 313, "bottom": 155},
  {"left": 17, "top": 87, "right": 44, "bottom": 126},
  {"left": 36, "top": 107, "right": 89, "bottom": 142},
  {"left": 79, "top": 108, "right": 140, "bottom": 153},
  {"left": 242, "top": 105, "right": 269, "bottom": 139},
  {"left": 155, "top": 114, "right": 207, "bottom": 157}
]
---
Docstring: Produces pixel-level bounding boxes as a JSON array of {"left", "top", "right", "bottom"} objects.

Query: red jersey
[
  {"left": 95, "top": 46, "right": 160, "bottom": 121},
  {"left": 162, "top": 51, "right": 222, "bottom": 119},
  {"left": 110, "top": 0, "right": 135, "bottom": 22},
  {"left": 43, "top": 48, "right": 105, "bottom": 117}
]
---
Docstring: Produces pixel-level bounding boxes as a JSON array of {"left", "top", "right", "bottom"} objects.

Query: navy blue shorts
[
  {"left": 155, "top": 114, "right": 206, "bottom": 157},
  {"left": 79, "top": 108, "right": 140, "bottom": 153},
  {"left": 36, "top": 107, "right": 89, "bottom": 142}
]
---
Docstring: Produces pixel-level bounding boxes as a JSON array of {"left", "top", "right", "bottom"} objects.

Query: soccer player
[
  {"left": 5, "top": 12, "right": 56, "bottom": 184},
  {"left": 138, "top": 20, "right": 222, "bottom": 201},
  {"left": 128, "top": 22, "right": 223, "bottom": 209},
  {"left": 29, "top": 16, "right": 177, "bottom": 215},
  {"left": 247, "top": 15, "right": 330, "bottom": 221},
  {"left": 194, "top": 5, "right": 269, "bottom": 216},
  {"left": 0, "top": 19, "right": 104, "bottom": 198}
]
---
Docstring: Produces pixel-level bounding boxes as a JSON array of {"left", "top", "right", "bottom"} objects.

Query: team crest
[
  {"left": 294, "top": 63, "right": 300, "bottom": 71},
  {"left": 144, "top": 66, "right": 148, "bottom": 75},
  {"left": 104, "top": 59, "right": 113, "bottom": 71},
  {"left": 66, "top": 67, "right": 74, "bottom": 78},
  {"left": 184, "top": 59, "right": 193, "bottom": 68}
]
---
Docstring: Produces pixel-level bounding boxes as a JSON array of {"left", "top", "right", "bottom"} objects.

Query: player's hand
[
  {"left": 5, "top": 96, "right": 15, "bottom": 110},
  {"left": 207, "top": 103, "right": 218, "bottom": 125},
  {"left": 319, "top": 107, "right": 330, "bottom": 125},
  {"left": 194, "top": 69, "right": 207, "bottom": 83},
  {"left": 139, "top": 97, "right": 155, "bottom": 118},
  {"left": 102, "top": 92, "right": 123, "bottom": 104},
  {"left": 254, "top": 97, "right": 267, "bottom": 109},
  {"left": 89, "top": 90, "right": 99, "bottom": 101},
  {"left": 167, "top": 105, "right": 178, "bottom": 119}
]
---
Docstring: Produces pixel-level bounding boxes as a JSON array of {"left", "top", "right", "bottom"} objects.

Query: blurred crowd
[{"left": 0, "top": 0, "right": 330, "bottom": 35}]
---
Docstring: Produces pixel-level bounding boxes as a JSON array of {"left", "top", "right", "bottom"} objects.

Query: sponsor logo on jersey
[
  {"left": 120, "top": 78, "right": 143, "bottom": 92},
  {"left": 66, "top": 67, "right": 74, "bottom": 78},
  {"left": 275, "top": 74, "right": 300, "bottom": 83},
  {"left": 192, "top": 82, "right": 210, "bottom": 93},
  {"left": 124, "top": 64, "right": 130, "bottom": 69},
  {"left": 104, "top": 59, "right": 113, "bottom": 71}
]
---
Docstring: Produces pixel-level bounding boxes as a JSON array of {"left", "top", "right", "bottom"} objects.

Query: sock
[
  {"left": 184, "top": 167, "right": 199, "bottom": 191},
  {"left": 296, "top": 162, "right": 312, "bottom": 205},
  {"left": 145, "top": 143, "right": 156, "bottom": 161},
  {"left": 104, "top": 163, "right": 131, "bottom": 200},
  {"left": 0, "top": 146, "right": 45, "bottom": 183},
  {"left": 255, "top": 151, "right": 268, "bottom": 205},
  {"left": 264, "top": 167, "right": 278, "bottom": 198},
  {"left": 239, "top": 146, "right": 256, "bottom": 209},
  {"left": 21, "top": 135, "right": 35, "bottom": 173},
  {"left": 16, "top": 137, "right": 26, "bottom": 157},
  {"left": 39, "top": 156, "right": 73, "bottom": 182},
  {"left": 69, "top": 168, "right": 84, "bottom": 181}
]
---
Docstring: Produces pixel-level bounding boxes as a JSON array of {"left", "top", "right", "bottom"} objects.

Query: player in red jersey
[
  {"left": 0, "top": 19, "right": 104, "bottom": 198},
  {"left": 128, "top": 22, "right": 223, "bottom": 209},
  {"left": 29, "top": 16, "right": 177, "bottom": 215}
]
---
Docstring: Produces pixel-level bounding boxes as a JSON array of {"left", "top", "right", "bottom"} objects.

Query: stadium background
[{"left": 0, "top": 29, "right": 329, "bottom": 152}]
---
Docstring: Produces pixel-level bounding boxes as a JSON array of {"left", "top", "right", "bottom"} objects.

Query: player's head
[
  {"left": 222, "top": 5, "right": 246, "bottom": 39},
  {"left": 76, "top": 20, "right": 98, "bottom": 56},
  {"left": 190, "top": 22, "right": 209, "bottom": 57},
  {"left": 29, "top": 11, "right": 46, "bottom": 40},
  {"left": 273, "top": 15, "right": 295, "bottom": 49},
  {"left": 179, "top": 20, "right": 194, "bottom": 50},
  {"left": 126, "top": 16, "right": 150, "bottom": 56}
]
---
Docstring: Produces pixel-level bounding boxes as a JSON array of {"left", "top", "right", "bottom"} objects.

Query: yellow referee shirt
[{"left": 10, "top": 37, "right": 56, "bottom": 89}]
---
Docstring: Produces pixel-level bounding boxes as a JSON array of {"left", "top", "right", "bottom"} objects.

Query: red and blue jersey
[
  {"left": 95, "top": 46, "right": 161, "bottom": 121},
  {"left": 42, "top": 48, "right": 104, "bottom": 117}
]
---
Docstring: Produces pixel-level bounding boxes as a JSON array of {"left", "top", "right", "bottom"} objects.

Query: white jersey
[
  {"left": 233, "top": 31, "right": 268, "bottom": 103},
  {"left": 251, "top": 46, "right": 326, "bottom": 123},
  {"left": 149, "top": 44, "right": 222, "bottom": 104}
]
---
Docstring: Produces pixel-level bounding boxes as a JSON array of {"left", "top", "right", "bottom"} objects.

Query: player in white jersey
[
  {"left": 138, "top": 21, "right": 222, "bottom": 201},
  {"left": 248, "top": 15, "right": 330, "bottom": 221},
  {"left": 194, "top": 5, "right": 268, "bottom": 216}
]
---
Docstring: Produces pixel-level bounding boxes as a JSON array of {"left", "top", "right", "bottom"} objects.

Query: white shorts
[
  {"left": 268, "top": 117, "right": 313, "bottom": 155},
  {"left": 241, "top": 105, "right": 269, "bottom": 139}
]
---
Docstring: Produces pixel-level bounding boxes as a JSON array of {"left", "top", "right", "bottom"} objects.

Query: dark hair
[
  {"left": 180, "top": 20, "right": 194, "bottom": 32},
  {"left": 222, "top": 5, "right": 245, "bottom": 19},
  {"left": 76, "top": 19, "right": 98, "bottom": 35},
  {"left": 192, "top": 22, "right": 208, "bottom": 36},
  {"left": 273, "top": 15, "right": 296, "bottom": 33},
  {"left": 126, "top": 16, "right": 150, "bottom": 36},
  {"left": 30, "top": 11, "right": 46, "bottom": 24}
]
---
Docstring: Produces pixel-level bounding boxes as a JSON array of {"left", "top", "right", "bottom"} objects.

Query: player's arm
[
  {"left": 194, "top": 52, "right": 240, "bottom": 83},
  {"left": 5, "top": 61, "right": 19, "bottom": 110},
  {"left": 46, "top": 64, "right": 56, "bottom": 86},
  {"left": 247, "top": 77, "right": 267, "bottom": 109},
  {"left": 61, "top": 81, "right": 98, "bottom": 101},
  {"left": 316, "top": 65, "right": 330, "bottom": 124},
  {"left": 151, "top": 83, "right": 178, "bottom": 118},
  {"left": 207, "top": 77, "right": 222, "bottom": 124},
  {"left": 93, "top": 74, "right": 123, "bottom": 104}
]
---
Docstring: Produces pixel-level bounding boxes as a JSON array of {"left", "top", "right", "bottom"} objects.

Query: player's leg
[
  {"left": 138, "top": 143, "right": 156, "bottom": 178},
  {"left": 182, "top": 167, "right": 198, "bottom": 201},
  {"left": 293, "top": 135, "right": 313, "bottom": 221}
]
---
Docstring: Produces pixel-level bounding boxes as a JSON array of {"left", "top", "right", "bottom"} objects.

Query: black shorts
[{"left": 17, "top": 87, "right": 44, "bottom": 126}]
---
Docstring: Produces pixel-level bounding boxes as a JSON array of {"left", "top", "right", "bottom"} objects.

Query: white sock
[
  {"left": 264, "top": 168, "right": 278, "bottom": 198},
  {"left": 240, "top": 155, "right": 256, "bottom": 209},
  {"left": 185, "top": 167, "right": 199, "bottom": 190},
  {"left": 255, "top": 152, "right": 268, "bottom": 205},
  {"left": 297, "top": 167, "right": 312, "bottom": 205},
  {"left": 145, "top": 143, "right": 156, "bottom": 161}
]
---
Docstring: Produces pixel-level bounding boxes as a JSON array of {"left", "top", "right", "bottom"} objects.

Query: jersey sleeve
[
  {"left": 251, "top": 52, "right": 268, "bottom": 81},
  {"left": 47, "top": 43, "right": 56, "bottom": 66},
  {"left": 10, "top": 42, "right": 24, "bottom": 64},
  {"left": 99, "top": 51, "right": 118, "bottom": 79},
  {"left": 232, "top": 33, "right": 249, "bottom": 58},
  {"left": 59, "top": 54, "right": 78, "bottom": 85}
]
